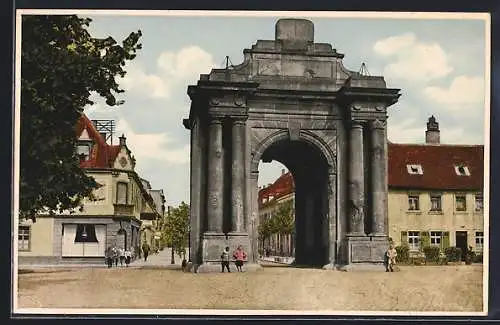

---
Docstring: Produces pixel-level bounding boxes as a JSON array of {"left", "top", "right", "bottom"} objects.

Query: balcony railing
[{"left": 113, "top": 203, "right": 135, "bottom": 216}]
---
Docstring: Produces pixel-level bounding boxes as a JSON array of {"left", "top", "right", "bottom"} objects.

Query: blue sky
[{"left": 82, "top": 12, "right": 487, "bottom": 207}]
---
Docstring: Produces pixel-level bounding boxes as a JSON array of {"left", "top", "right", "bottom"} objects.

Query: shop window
[{"left": 74, "top": 224, "right": 98, "bottom": 243}]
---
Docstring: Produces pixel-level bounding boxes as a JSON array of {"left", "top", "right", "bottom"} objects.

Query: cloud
[
  {"left": 373, "top": 33, "right": 453, "bottom": 81},
  {"left": 116, "top": 118, "right": 189, "bottom": 165},
  {"left": 388, "top": 117, "right": 481, "bottom": 145},
  {"left": 157, "top": 45, "right": 216, "bottom": 83},
  {"left": 423, "top": 75, "right": 484, "bottom": 109},
  {"left": 120, "top": 64, "right": 171, "bottom": 98},
  {"left": 117, "top": 46, "right": 216, "bottom": 100}
]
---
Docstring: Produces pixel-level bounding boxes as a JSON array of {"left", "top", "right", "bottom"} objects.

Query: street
[{"left": 17, "top": 264, "right": 483, "bottom": 312}]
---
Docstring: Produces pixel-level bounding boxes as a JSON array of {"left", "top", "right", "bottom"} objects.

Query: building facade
[
  {"left": 18, "top": 114, "right": 162, "bottom": 265},
  {"left": 258, "top": 169, "right": 295, "bottom": 257},
  {"left": 258, "top": 116, "right": 485, "bottom": 261},
  {"left": 388, "top": 117, "right": 484, "bottom": 260}
]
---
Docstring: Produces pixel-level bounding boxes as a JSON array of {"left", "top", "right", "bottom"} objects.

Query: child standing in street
[
  {"left": 221, "top": 246, "right": 231, "bottom": 273},
  {"left": 233, "top": 245, "right": 247, "bottom": 272}
]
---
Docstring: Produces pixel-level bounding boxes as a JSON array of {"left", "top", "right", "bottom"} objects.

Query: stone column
[
  {"left": 189, "top": 117, "right": 201, "bottom": 263},
  {"left": 206, "top": 117, "right": 224, "bottom": 233},
  {"left": 231, "top": 118, "right": 246, "bottom": 233},
  {"left": 348, "top": 120, "right": 365, "bottom": 236},
  {"left": 249, "top": 170, "right": 259, "bottom": 263},
  {"left": 324, "top": 169, "right": 337, "bottom": 269},
  {"left": 370, "top": 119, "right": 387, "bottom": 236}
]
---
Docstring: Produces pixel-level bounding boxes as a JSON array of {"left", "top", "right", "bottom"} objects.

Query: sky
[{"left": 81, "top": 12, "right": 488, "bottom": 207}]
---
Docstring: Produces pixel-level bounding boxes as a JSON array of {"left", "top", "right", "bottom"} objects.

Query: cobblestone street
[{"left": 17, "top": 264, "right": 483, "bottom": 312}]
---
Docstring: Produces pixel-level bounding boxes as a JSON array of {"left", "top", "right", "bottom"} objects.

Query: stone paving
[{"left": 17, "top": 264, "right": 483, "bottom": 312}]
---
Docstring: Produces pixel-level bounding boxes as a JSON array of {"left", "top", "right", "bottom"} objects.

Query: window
[
  {"left": 430, "top": 231, "right": 442, "bottom": 247},
  {"left": 430, "top": 194, "right": 442, "bottom": 211},
  {"left": 475, "top": 232, "right": 484, "bottom": 250},
  {"left": 77, "top": 143, "right": 91, "bottom": 161},
  {"left": 454, "top": 165, "right": 471, "bottom": 176},
  {"left": 18, "top": 226, "right": 30, "bottom": 251},
  {"left": 406, "top": 164, "right": 423, "bottom": 175},
  {"left": 475, "top": 194, "right": 484, "bottom": 212},
  {"left": 408, "top": 231, "right": 420, "bottom": 251},
  {"left": 116, "top": 182, "right": 128, "bottom": 204},
  {"left": 455, "top": 195, "right": 467, "bottom": 211},
  {"left": 408, "top": 195, "right": 420, "bottom": 211},
  {"left": 74, "top": 224, "right": 98, "bottom": 243}
]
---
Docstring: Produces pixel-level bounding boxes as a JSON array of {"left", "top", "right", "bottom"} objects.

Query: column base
[
  {"left": 346, "top": 232, "right": 367, "bottom": 237},
  {"left": 201, "top": 232, "right": 252, "bottom": 263},
  {"left": 322, "top": 263, "right": 340, "bottom": 271},
  {"left": 338, "top": 263, "right": 388, "bottom": 272},
  {"left": 346, "top": 235, "right": 390, "bottom": 264}
]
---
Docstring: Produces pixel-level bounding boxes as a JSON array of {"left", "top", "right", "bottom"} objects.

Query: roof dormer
[
  {"left": 406, "top": 164, "right": 423, "bottom": 175},
  {"left": 455, "top": 165, "right": 471, "bottom": 176}
]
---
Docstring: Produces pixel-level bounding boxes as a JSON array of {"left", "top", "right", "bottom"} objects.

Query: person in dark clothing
[
  {"left": 142, "top": 242, "right": 150, "bottom": 262},
  {"left": 105, "top": 247, "right": 113, "bottom": 268},
  {"left": 383, "top": 250, "right": 390, "bottom": 272},
  {"left": 221, "top": 246, "right": 231, "bottom": 273}
]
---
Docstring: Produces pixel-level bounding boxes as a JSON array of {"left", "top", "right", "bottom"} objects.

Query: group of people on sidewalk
[
  {"left": 220, "top": 245, "right": 247, "bottom": 273},
  {"left": 105, "top": 246, "right": 132, "bottom": 268},
  {"left": 105, "top": 242, "right": 152, "bottom": 268}
]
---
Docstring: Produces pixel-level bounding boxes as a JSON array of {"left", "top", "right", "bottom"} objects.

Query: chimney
[
  {"left": 119, "top": 134, "right": 127, "bottom": 146},
  {"left": 281, "top": 169, "right": 285, "bottom": 175},
  {"left": 425, "top": 115, "right": 440, "bottom": 144}
]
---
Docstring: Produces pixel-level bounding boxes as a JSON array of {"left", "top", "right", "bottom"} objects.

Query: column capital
[
  {"left": 232, "top": 115, "right": 248, "bottom": 125},
  {"left": 349, "top": 120, "right": 364, "bottom": 129},
  {"left": 209, "top": 117, "right": 224, "bottom": 125},
  {"left": 369, "top": 119, "right": 386, "bottom": 130}
]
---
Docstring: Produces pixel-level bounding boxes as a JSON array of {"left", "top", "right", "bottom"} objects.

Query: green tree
[
  {"left": 20, "top": 15, "right": 142, "bottom": 221},
  {"left": 273, "top": 200, "right": 294, "bottom": 235},
  {"left": 163, "top": 201, "right": 190, "bottom": 263},
  {"left": 270, "top": 200, "right": 294, "bottom": 254},
  {"left": 258, "top": 217, "right": 272, "bottom": 252}
]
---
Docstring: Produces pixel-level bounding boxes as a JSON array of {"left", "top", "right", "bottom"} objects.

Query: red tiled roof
[
  {"left": 75, "top": 114, "right": 121, "bottom": 169},
  {"left": 388, "top": 143, "right": 484, "bottom": 191},
  {"left": 258, "top": 172, "right": 295, "bottom": 206}
]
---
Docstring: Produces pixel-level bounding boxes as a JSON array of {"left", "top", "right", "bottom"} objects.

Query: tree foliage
[
  {"left": 163, "top": 201, "right": 190, "bottom": 258},
  {"left": 258, "top": 199, "right": 295, "bottom": 241},
  {"left": 20, "top": 15, "right": 142, "bottom": 221}
]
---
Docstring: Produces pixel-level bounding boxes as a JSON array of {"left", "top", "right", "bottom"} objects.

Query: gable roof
[
  {"left": 388, "top": 143, "right": 484, "bottom": 191},
  {"left": 75, "top": 114, "right": 121, "bottom": 169}
]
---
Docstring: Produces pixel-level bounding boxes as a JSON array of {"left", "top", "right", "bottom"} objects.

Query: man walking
[{"left": 142, "top": 242, "right": 150, "bottom": 262}]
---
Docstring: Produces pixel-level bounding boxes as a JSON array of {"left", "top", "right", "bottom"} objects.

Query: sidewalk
[
  {"left": 130, "top": 247, "right": 183, "bottom": 270},
  {"left": 259, "top": 255, "right": 295, "bottom": 265}
]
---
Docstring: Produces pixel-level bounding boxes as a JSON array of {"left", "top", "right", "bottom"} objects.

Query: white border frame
[{"left": 12, "top": 9, "right": 491, "bottom": 317}]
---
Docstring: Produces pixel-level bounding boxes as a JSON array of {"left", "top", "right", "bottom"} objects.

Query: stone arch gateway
[{"left": 183, "top": 19, "right": 401, "bottom": 272}]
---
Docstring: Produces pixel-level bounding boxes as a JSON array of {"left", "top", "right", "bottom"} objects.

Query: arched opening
[
  {"left": 257, "top": 138, "right": 330, "bottom": 267},
  {"left": 258, "top": 161, "right": 295, "bottom": 260}
]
